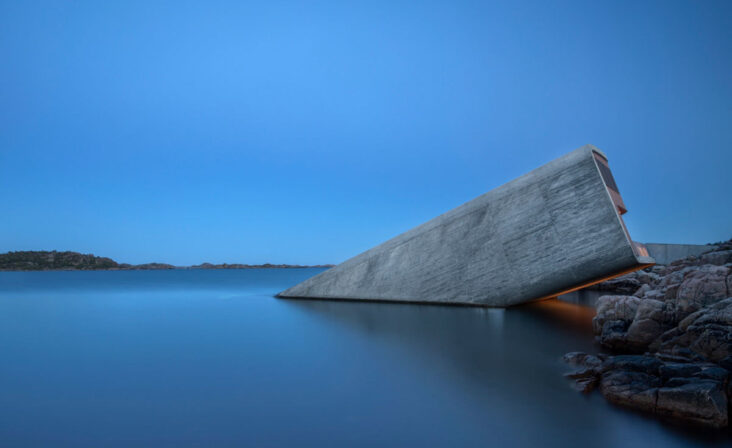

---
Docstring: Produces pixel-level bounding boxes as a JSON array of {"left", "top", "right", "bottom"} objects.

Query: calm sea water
[{"left": 0, "top": 269, "right": 728, "bottom": 447}]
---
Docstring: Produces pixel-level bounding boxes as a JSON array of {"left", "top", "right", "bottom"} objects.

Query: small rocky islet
[
  {"left": 0, "top": 250, "right": 333, "bottom": 271},
  {"left": 564, "top": 239, "right": 732, "bottom": 429}
]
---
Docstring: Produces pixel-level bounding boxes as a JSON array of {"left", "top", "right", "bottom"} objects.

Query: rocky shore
[
  {"left": 564, "top": 239, "right": 732, "bottom": 429},
  {"left": 0, "top": 251, "right": 334, "bottom": 271}
]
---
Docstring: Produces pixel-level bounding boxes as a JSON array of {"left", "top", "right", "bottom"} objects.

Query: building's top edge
[{"left": 579, "top": 144, "right": 607, "bottom": 161}]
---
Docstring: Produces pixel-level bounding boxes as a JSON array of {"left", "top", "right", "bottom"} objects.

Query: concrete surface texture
[
  {"left": 643, "top": 243, "right": 717, "bottom": 265},
  {"left": 279, "top": 145, "right": 654, "bottom": 307}
]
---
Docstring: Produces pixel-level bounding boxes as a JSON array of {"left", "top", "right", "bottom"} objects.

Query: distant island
[{"left": 0, "top": 251, "right": 334, "bottom": 271}]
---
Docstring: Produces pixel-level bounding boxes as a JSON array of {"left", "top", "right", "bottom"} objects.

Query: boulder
[
  {"left": 656, "top": 378, "right": 728, "bottom": 428},
  {"left": 564, "top": 239, "right": 732, "bottom": 429},
  {"left": 673, "top": 265, "right": 729, "bottom": 317},
  {"left": 687, "top": 324, "right": 732, "bottom": 363},
  {"left": 562, "top": 352, "right": 602, "bottom": 370},
  {"left": 700, "top": 250, "right": 732, "bottom": 266},
  {"left": 598, "top": 320, "right": 630, "bottom": 350},
  {"left": 562, "top": 352, "right": 602, "bottom": 393},
  {"left": 593, "top": 295, "right": 640, "bottom": 335},
  {"left": 659, "top": 363, "right": 702, "bottom": 381},
  {"left": 658, "top": 298, "right": 732, "bottom": 363},
  {"left": 600, "top": 355, "right": 662, "bottom": 375},
  {"left": 635, "top": 270, "right": 662, "bottom": 287},
  {"left": 565, "top": 368, "right": 597, "bottom": 380},
  {"left": 595, "top": 276, "right": 642, "bottom": 295},
  {"left": 644, "top": 289, "right": 665, "bottom": 301},
  {"left": 719, "top": 356, "right": 732, "bottom": 371},
  {"left": 600, "top": 370, "right": 659, "bottom": 412},
  {"left": 572, "top": 377, "right": 599, "bottom": 393},
  {"left": 596, "top": 356, "right": 730, "bottom": 428},
  {"left": 694, "top": 366, "right": 730, "bottom": 383},
  {"left": 625, "top": 299, "right": 669, "bottom": 351}
]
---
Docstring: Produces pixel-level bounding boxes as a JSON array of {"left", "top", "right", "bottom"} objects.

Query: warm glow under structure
[{"left": 279, "top": 145, "right": 654, "bottom": 307}]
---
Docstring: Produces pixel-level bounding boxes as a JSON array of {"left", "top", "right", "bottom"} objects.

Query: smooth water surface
[{"left": 0, "top": 270, "right": 728, "bottom": 447}]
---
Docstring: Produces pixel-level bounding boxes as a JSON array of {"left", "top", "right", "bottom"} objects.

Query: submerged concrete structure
[{"left": 279, "top": 145, "right": 654, "bottom": 307}]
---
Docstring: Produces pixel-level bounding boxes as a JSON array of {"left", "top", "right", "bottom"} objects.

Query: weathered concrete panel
[
  {"left": 279, "top": 145, "right": 653, "bottom": 307},
  {"left": 643, "top": 243, "right": 717, "bottom": 265}
]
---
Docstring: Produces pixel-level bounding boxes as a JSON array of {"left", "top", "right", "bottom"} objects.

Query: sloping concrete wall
[
  {"left": 644, "top": 243, "right": 717, "bottom": 265},
  {"left": 279, "top": 145, "right": 653, "bottom": 307}
]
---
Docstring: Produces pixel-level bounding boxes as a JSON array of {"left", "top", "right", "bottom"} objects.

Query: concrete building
[
  {"left": 643, "top": 243, "right": 717, "bottom": 265},
  {"left": 279, "top": 145, "right": 654, "bottom": 307}
]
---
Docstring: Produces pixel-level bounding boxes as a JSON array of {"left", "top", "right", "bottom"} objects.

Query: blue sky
[{"left": 1, "top": 0, "right": 730, "bottom": 265}]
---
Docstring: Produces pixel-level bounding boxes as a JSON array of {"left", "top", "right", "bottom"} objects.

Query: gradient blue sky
[{"left": 1, "top": 0, "right": 730, "bottom": 265}]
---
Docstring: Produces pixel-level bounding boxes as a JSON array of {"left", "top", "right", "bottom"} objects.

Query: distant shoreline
[
  {"left": 0, "top": 266, "right": 334, "bottom": 272},
  {"left": 0, "top": 251, "right": 334, "bottom": 272}
]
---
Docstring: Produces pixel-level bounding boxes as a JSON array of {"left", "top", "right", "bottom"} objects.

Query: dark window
[{"left": 597, "top": 162, "right": 620, "bottom": 194}]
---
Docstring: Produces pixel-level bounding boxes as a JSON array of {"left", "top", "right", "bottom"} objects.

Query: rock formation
[
  {"left": 564, "top": 240, "right": 732, "bottom": 428},
  {"left": 0, "top": 250, "right": 332, "bottom": 271}
]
